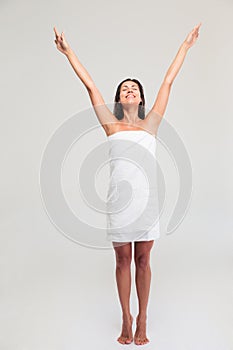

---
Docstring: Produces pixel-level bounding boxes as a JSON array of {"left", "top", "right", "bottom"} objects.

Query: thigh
[{"left": 113, "top": 242, "right": 132, "bottom": 260}]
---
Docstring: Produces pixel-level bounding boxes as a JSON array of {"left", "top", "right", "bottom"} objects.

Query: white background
[{"left": 0, "top": 0, "right": 232, "bottom": 349}]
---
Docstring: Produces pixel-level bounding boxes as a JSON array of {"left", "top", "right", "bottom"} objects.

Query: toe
[
  {"left": 117, "top": 336, "right": 125, "bottom": 344},
  {"left": 125, "top": 338, "right": 132, "bottom": 344},
  {"left": 118, "top": 336, "right": 132, "bottom": 345}
]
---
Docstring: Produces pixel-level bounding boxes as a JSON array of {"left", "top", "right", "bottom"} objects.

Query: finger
[
  {"left": 193, "top": 27, "right": 199, "bottom": 35},
  {"left": 195, "top": 22, "right": 202, "bottom": 30},
  {"left": 53, "top": 26, "right": 60, "bottom": 38}
]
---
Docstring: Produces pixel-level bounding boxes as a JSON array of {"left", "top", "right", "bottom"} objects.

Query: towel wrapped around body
[{"left": 106, "top": 130, "right": 160, "bottom": 242}]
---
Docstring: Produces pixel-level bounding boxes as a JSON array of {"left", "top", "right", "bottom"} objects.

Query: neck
[{"left": 121, "top": 104, "right": 140, "bottom": 125}]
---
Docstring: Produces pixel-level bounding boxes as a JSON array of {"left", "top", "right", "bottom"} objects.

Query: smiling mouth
[{"left": 126, "top": 94, "right": 135, "bottom": 98}]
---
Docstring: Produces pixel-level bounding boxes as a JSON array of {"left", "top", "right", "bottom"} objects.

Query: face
[{"left": 119, "top": 81, "right": 142, "bottom": 105}]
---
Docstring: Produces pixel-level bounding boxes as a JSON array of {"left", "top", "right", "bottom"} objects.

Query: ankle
[
  {"left": 136, "top": 313, "right": 147, "bottom": 321},
  {"left": 122, "top": 312, "right": 132, "bottom": 321}
]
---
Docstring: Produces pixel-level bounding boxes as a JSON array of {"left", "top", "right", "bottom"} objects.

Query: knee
[
  {"left": 116, "top": 254, "right": 132, "bottom": 269},
  {"left": 135, "top": 255, "right": 150, "bottom": 271}
]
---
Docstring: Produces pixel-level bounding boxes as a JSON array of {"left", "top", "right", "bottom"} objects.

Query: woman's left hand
[{"left": 184, "top": 22, "right": 202, "bottom": 49}]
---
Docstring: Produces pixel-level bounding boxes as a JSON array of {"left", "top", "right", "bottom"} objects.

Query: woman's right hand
[{"left": 53, "top": 27, "right": 72, "bottom": 55}]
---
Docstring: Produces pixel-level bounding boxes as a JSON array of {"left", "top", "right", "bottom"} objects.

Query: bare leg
[
  {"left": 113, "top": 241, "right": 133, "bottom": 344},
  {"left": 134, "top": 240, "right": 154, "bottom": 345}
]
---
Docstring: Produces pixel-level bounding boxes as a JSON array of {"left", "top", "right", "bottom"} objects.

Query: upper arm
[
  {"left": 87, "top": 84, "right": 117, "bottom": 132},
  {"left": 146, "top": 80, "right": 172, "bottom": 124}
]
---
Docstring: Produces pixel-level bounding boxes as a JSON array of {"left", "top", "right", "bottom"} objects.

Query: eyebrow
[{"left": 122, "top": 84, "right": 138, "bottom": 88}]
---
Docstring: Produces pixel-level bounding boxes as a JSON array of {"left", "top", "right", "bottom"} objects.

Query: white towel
[{"left": 106, "top": 130, "right": 160, "bottom": 242}]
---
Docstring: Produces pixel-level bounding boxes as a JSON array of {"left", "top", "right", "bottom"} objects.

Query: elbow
[
  {"left": 86, "top": 82, "right": 96, "bottom": 93},
  {"left": 164, "top": 77, "right": 173, "bottom": 86}
]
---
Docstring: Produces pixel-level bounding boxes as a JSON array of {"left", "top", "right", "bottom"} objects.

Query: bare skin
[
  {"left": 134, "top": 241, "right": 154, "bottom": 345},
  {"left": 53, "top": 23, "right": 202, "bottom": 345},
  {"left": 113, "top": 241, "right": 154, "bottom": 345},
  {"left": 113, "top": 242, "right": 133, "bottom": 344}
]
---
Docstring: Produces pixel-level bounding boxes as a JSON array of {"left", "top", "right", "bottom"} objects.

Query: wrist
[
  {"left": 182, "top": 41, "right": 190, "bottom": 51},
  {"left": 65, "top": 48, "right": 74, "bottom": 57}
]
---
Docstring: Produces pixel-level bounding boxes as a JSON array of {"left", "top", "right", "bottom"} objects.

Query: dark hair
[{"left": 113, "top": 78, "right": 145, "bottom": 120}]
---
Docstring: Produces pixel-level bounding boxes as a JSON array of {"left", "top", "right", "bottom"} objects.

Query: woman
[{"left": 54, "top": 23, "right": 201, "bottom": 345}]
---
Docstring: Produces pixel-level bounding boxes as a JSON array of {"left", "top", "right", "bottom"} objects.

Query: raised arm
[
  {"left": 53, "top": 27, "right": 116, "bottom": 131},
  {"left": 146, "top": 23, "right": 202, "bottom": 126}
]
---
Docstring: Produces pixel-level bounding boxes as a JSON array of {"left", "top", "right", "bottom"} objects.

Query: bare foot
[
  {"left": 117, "top": 314, "right": 133, "bottom": 345},
  {"left": 134, "top": 315, "right": 149, "bottom": 345}
]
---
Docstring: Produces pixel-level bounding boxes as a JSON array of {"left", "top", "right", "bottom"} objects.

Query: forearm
[
  {"left": 65, "top": 49, "right": 95, "bottom": 91},
  {"left": 164, "top": 41, "right": 190, "bottom": 85}
]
